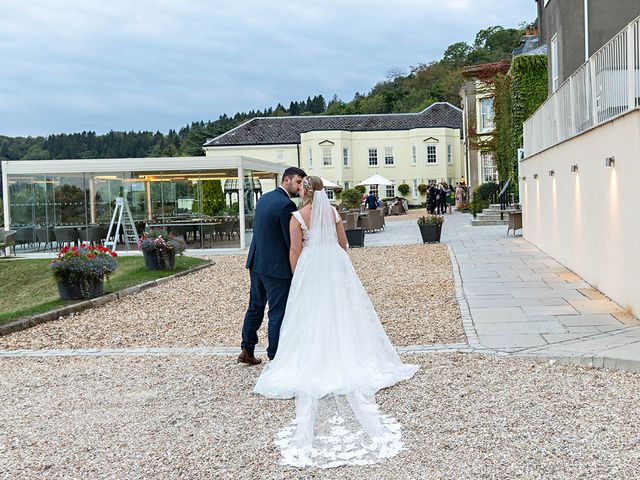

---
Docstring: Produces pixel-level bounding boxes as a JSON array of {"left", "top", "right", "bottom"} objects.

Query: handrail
[
  {"left": 498, "top": 179, "right": 511, "bottom": 212},
  {"left": 524, "top": 15, "right": 640, "bottom": 157}
]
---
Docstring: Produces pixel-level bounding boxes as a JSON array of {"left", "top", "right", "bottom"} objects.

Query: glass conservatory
[{"left": 1, "top": 156, "right": 283, "bottom": 252}]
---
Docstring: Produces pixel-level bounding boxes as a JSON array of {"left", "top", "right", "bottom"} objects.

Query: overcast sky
[{"left": 0, "top": 0, "right": 537, "bottom": 137}]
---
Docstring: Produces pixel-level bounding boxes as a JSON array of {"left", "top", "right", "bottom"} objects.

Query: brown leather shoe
[{"left": 237, "top": 348, "right": 262, "bottom": 366}]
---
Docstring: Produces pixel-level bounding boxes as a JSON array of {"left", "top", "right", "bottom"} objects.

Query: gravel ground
[
  {"left": 0, "top": 244, "right": 463, "bottom": 350},
  {"left": 2, "top": 353, "right": 639, "bottom": 479}
]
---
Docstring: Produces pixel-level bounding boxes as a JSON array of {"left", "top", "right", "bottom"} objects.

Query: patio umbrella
[
  {"left": 320, "top": 177, "right": 342, "bottom": 188},
  {"left": 356, "top": 174, "right": 395, "bottom": 186}
]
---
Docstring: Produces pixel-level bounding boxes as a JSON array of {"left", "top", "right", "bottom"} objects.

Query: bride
[{"left": 254, "top": 176, "right": 418, "bottom": 468}]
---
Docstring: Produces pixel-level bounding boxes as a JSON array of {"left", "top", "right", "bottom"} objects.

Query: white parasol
[{"left": 356, "top": 174, "right": 395, "bottom": 186}]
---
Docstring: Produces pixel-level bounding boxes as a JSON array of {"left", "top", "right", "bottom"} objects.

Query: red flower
[
  {"left": 87, "top": 253, "right": 95, "bottom": 259},
  {"left": 111, "top": 251, "right": 118, "bottom": 257},
  {"left": 73, "top": 251, "right": 79, "bottom": 256}
]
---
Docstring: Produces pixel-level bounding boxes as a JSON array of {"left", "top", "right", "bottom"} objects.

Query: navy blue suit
[
  {"left": 366, "top": 194, "right": 378, "bottom": 210},
  {"left": 242, "top": 187, "right": 297, "bottom": 358}
]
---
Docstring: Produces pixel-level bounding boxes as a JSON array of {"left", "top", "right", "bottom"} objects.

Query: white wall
[{"left": 520, "top": 109, "right": 640, "bottom": 317}]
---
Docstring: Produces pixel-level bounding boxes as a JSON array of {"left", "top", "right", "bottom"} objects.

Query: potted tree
[
  {"left": 138, "top": 229, "right": 187, "bottom": 270},
  {"left": 339, "top": 188, "right": 365, "bottom": 247},
  {"left": 49, "top": 244, "right": 118, "bottom": 300},
  {"left": 417, "top": 214, "right": 444, "bottom": 243}
]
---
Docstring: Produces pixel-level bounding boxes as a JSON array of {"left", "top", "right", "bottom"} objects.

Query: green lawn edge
[{"left": 0, "top": 256, "right": 210, "bottom": 325}]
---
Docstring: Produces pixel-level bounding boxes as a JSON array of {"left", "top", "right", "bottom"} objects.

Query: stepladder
[{"left": 104, "top": 197, "right": 139, "bottom": 252}]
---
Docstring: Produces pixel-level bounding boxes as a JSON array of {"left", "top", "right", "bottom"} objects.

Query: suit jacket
[
  {"left": 365, "top": 194, "right": 378, "bottom": 210},
  {"left": 245, "top": 187, "right": 297, "bottom": 280}
]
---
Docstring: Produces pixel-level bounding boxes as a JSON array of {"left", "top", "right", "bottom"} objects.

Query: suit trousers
[{"left": 241, "top": 269, "right": 292, "bottom": 359}]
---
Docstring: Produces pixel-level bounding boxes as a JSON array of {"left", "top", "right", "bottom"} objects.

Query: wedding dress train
[{"left": 253, "top": 190, "right": 418, "bottom": 468}]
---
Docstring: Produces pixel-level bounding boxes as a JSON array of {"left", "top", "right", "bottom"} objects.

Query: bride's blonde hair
[{"left": 300, "top": 176, "right": 324, "bottom": 207}]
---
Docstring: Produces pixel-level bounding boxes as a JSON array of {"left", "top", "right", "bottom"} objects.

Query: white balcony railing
[{"left": 524, "top": 15, "right": 640, "bottom": 157}]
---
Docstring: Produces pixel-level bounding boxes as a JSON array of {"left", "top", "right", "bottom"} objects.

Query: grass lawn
[{"left": 0, "top": 255, "right": 210, "bottom": 325}]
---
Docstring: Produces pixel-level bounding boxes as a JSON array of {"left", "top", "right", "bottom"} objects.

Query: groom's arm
[{"left": 280, "top": 202, "right": 297, "bottom": 251}]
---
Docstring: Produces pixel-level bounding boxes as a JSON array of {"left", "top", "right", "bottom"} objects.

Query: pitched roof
[
  {"left": 462, "top": 60, "right": 511, "bottom": 80},
  {"left": 203, "top": 102, "right": 462, "bottom": 147}
]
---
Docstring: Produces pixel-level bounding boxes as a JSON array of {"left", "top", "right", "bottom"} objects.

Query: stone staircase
[{"left": 471, "top": 204, "right": 520, "bottom": 226}]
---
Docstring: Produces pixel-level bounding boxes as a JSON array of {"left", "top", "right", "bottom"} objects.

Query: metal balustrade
[{"left": 524, "top": 15, "right": 640, "bottom": 157}]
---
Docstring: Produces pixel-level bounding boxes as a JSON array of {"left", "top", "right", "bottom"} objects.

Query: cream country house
[{"left": 202, "top": 102, "right": 464, "bottom": 205}]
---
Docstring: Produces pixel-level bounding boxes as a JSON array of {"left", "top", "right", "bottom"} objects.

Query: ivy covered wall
[{"left": 493, "top": 54, "right": 548, "bottom": 192}]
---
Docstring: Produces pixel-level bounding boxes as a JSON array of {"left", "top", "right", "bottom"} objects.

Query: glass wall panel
[
  {"left": 7, "top": 174, "right": 39, "bottom": 250},
  {"left": 123, "top": 172, "right": 148, "bottom": 222},
  {"left": 8, "top": 174, "right": 37, "bottom": 227},
  {"left": 88, "top": 172, "right": 122, "bottom": 226},
  {"left": 52, "top": 173, "right": 87, "bottom": 226}
]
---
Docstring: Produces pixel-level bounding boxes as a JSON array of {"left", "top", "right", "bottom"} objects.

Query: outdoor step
[
  {"left": 477, "top": 212, "right": 515, "bottom": 220},
  {"left": 488, "top": 204, "right": 520, "bottom": 211},
  {"left": 471, "top": 218, "right": 509, "bottom": 226}
]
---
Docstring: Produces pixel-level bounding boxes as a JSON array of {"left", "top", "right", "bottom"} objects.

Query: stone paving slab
[{"left": 441, "top": 212, "right": 640, "bottom": 370}]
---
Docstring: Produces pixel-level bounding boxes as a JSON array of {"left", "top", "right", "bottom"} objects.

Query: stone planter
[
  {"left": 143, "top": 249, "right": 176, "bottom": 270},
  {"left": 345, "top": 228, "right": 365, "bottom": 248},
  {"left": 57, "top": 276, "right": 104, "bottom": 300},
  {"left": 418, "top": 224, "right": 442, "bottom": 243}
]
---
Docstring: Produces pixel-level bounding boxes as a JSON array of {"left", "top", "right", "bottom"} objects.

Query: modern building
[
  {"left": 1, "top": 156, "right": 283, "bottom": 251},
  {"left": 521, "top": 7, "right": 640, "bottom": 316},
  {"left": 537, "top": 0, "right": 640, "bottom": 93},
  {"left": 203, "top": 102, "right": 464, "bottom": 204}
]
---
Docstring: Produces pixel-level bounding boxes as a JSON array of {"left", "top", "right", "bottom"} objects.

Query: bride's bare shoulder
[{"left": 299, "top": 205, "right": 312, "bottom": 222}]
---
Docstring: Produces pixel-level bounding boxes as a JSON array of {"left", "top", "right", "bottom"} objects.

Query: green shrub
[
  {"left": 470, "top": 185, "right": 495, "bottom": 217},
  {"left": 475, "top": 182, "right": 500, "bottom": 201},
  {"left": 398, "top": 183, "right": 410, "bottom": 196},
  {"left": 340, "top": 188, "right": 362, "bottom": 209},
  {"left": 354, "top": 185, "right": 366, "bottom": 195}
]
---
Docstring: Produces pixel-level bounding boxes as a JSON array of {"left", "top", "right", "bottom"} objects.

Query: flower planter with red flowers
[{"left": 49, "top": 244, "right": 118, "bottom": 300}]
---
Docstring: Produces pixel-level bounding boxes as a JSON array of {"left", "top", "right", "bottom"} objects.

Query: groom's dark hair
[{"left": 282, "top": 166, "right": 306, "bottom": 183}]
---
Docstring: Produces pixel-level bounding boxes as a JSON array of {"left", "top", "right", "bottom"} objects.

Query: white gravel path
[{"left": 2, "top": 353, "right": 639, "bottom": 479}]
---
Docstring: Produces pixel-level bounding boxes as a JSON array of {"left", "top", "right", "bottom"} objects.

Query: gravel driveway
[{"left": 2, "top": 353, "right": 639, "bottom": 479}]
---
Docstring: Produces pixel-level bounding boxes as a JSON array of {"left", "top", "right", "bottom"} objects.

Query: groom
[{"left": 238, "top": 166, "right": 306, "bottom": 365}]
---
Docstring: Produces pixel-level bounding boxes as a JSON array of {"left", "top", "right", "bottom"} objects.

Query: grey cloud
[{"left": 0, "top": 0, "right": 536, "bottom": 136}]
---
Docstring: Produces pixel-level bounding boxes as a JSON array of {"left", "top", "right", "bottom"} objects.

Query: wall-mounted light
[
  {"left": 570, "top": 164, "right": 579, "bottom": 173},
  {"left": 605, "top": 156, "right": 615, "bottom": 167},
  {"left": 533, "top": 173, "right": 538, "bottom": 179},
  {"left": 548, "top": 170, "right": 555, "bottom": 177},
  {"left": 521, "top": 176, "right": 526, "bottom": 181}
]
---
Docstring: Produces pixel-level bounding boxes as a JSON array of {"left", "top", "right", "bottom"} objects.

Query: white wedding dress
[{"left": 254, "top": 190, "right": 418, "bottom": 468}]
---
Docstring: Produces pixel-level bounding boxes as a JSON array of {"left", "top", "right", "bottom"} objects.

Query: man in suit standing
[
  {"left": 427, "top": 185, "right": 437, "bottom": 214},
  {"left": 238, "top": 166, "right": 306, "bottom": 365},
  {"left": 365, "top": 190, "right": 378, "bottom": 210}
]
